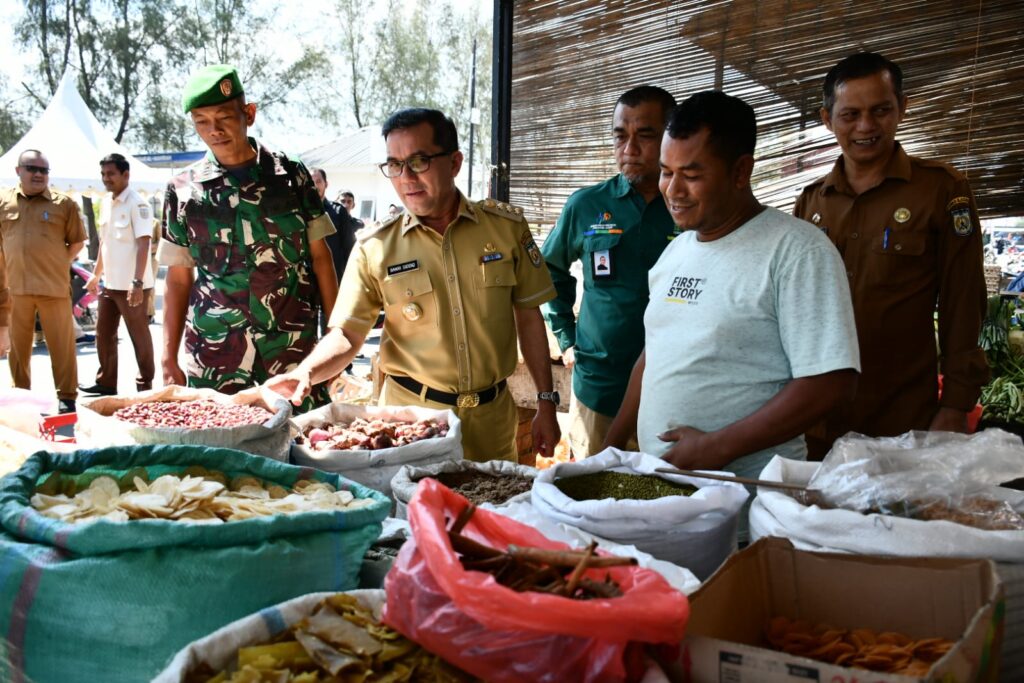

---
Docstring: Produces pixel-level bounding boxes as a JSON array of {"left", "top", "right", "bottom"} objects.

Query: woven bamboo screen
[{"left": 509, "top": 0, "right": 1024, "bottom": 225}]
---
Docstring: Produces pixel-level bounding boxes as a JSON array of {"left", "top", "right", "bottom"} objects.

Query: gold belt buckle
[{"left": 456, "top": 392, "right": 480, "bottom": 408}]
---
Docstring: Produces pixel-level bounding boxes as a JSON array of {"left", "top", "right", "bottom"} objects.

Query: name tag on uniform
[
  {"left": 481, "top": 252, "right": 503, "bottom": 264},
  {"left": 387, "top": 260, "right": 419, "bottom": 276}
]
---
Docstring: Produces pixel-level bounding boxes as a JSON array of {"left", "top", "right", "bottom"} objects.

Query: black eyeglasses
[
  {"left": 379, "top": 151, "right": 452, "bottom": 178},
  {"left": 22, "top": 165, "right": 50, "bottom": 175}
]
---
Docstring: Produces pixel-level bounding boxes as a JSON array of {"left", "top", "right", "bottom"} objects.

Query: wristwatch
[
  {"left": 131, "top": 279, "right": 144, "bottom": 288},
  {"left": 537, "top": 391, "right": 561, "bottom": 406}
]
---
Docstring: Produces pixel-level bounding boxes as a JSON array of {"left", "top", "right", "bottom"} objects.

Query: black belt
[{"left": 390, "top": 375, "right": 506, "bottom": 408}]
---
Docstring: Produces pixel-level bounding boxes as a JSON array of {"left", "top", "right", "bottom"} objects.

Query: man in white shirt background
[{"left": 80, "top": 153, "right": 155, "bottom": 395}]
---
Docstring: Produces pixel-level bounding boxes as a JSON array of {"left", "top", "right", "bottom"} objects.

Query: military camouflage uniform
[{"left": 161, "top": 138, "right": 334, "bottom": 406}]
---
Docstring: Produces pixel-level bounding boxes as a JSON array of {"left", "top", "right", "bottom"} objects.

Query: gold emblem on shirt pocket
[{"left": 382, "top": 269, "right": 438, "bottom": 328}]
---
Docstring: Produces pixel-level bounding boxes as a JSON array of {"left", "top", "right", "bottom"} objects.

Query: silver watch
[{"left": 537, "top": 391, "right": 560, "bottom": 406}]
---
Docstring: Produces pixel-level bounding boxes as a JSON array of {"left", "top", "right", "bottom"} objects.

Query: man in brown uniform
[
  {"left": 0, "top": 253, "right": 9, "bottom": 357},
  {"left": 0, "top": 150, "right": 87, "bottom": 413},
  {"left": 795, "top": 52, "right": 988, "bottom": 458},
  {"left": 267, "top": 108, "right": 561, "bottom": 462}
]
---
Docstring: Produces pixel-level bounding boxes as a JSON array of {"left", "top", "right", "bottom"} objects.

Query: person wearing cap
[
  {"left": 158, "top": 65, "right": 339, "bottom": 406},
  {"left": 0, "top": 150, "right": 87, "bottom": 413},
  {"left": 794, "top": 52, "right": 988, "bottom": 457},
  {"left": 265, "top": 108, "right": 561, "bottom": 462}
]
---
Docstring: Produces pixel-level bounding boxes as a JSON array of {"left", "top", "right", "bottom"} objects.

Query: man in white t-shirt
[
  {"left": 80, "top": 153, "right": 155, "bottom": 395},
  {"left": 606, "top": 91, "right": 860, "bottom": 485}
]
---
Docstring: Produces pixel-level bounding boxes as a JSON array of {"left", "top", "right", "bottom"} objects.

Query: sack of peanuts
[
  {"left": 0, "top": 444, "right": 389, "bottom": 683},
  {"left": 290, "top": 403, "right": 462, "bottom": 502},
  {"left": 75, "top": 385, "right": 293, "bottom": 460},
  {"left": 382, "top": 478, "right": 690, "bottom": 683}
]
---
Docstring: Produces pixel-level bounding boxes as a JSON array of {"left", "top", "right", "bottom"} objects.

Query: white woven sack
[
  {"left": 76, "top": 385, "right": 292, "bottom": 460},
  {"left": 391, "top": 459, "right": 537, "bottom": 520},
  {"left": 532, "top": 448, "right": 749, "bottom": 580},
  {"left": 749, "top": 455, "right": 1024, "bottom": 682},
  {"left": 153, "top": 589, "right": 384, "bottom": 683},
  {"left": 290, "top": 403, "right": 462, "bottom": 500}
]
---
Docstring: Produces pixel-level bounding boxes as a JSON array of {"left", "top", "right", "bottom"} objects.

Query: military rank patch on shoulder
[
  {"left": 520, "top": 229, "right": 542, "bottom": 267},
  {"left": 138, "top": 203, "right": 152, "bottom": 221}
]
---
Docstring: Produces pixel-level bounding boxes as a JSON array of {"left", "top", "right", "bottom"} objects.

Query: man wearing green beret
[{"left": 157, "top": 64, "right": 339, "bottom": 406}]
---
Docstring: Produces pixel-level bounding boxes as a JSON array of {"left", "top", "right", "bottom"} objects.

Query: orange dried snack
[{"left": 763, "top": 617, "right": 954, "bottom": 676}]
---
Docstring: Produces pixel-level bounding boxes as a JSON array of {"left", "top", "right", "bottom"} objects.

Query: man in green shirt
[{"left": 541, "top": 85, "right": 677, "bottom": 457}]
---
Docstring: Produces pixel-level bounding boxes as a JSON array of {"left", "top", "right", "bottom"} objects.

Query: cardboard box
[{"left": 683, "top": 537, "right": 1004, "bottom": 683}]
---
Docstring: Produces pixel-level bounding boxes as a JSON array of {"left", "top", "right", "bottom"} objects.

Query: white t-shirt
[
  {"left": 638, "top": 207, "right": 860, "bottom": 478},
  {"left": 98, "top": 187, "right": 154, "bottom": 290}
]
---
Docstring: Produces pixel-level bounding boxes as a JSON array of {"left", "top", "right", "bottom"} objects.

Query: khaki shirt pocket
[
  {"left": 477, "top": 259, "right": 517, "bottom": 319},
  {"left": 381, "top": 269, "right": 438, "bottom": 328}
]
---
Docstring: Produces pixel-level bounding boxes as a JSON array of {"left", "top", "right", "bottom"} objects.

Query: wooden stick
[
  {"left": 448, "top": 531, "right": 502, "bottom": 559},
  {"left": 449, "top": 503, "right": 477, "bottom": 535},
  {"left": 507, "top": 545, "right": 637, "bottom": 568},
  {"left": 563, "top": 541, "right": 597, "bottom": 597},
  {"left": 579, "top": 577, "right": 623, "bottom": 598},
  {"left": 654, "top": 467, "right": 812, "bottom": 492}
]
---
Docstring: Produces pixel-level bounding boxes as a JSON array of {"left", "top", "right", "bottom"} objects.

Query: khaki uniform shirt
[
  {"left": 794, "top": 143, "right": 988, "bottom": 444},
  {"left": 0, "top": 185, "right": 86, "bottom": 298},
  {"left": 330, "top": 193, "right": 556, "bottom": 394}
]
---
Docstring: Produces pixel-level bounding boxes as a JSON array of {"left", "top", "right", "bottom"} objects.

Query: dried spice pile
[
  {"left": 555, "top": 471, "right": 697, "bottom": 502},
  {"left": 31, "top": 467, "right": 375, "bottom": 524},
  {"left": 185, "top": 593, "right": 476, "bottom": 682},
  {"left": 301, "top": 417, "right": 449, "bottom": 451},
  {"left": 765, "top": 616, "right": 954, "bottom": 676},
  {"left": 448, "top": 504, "right": 633, "bottom": 599},
  {"left": 113, "top": 400, "right": 273, "bottom": 429},
  {"left": 429, "top": 470, "right": 533, "bottom": 506}
]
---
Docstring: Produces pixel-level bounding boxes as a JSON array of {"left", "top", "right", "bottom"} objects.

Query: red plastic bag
[{"left": 382, "top": 478, "right": 690, "bottom": 683}]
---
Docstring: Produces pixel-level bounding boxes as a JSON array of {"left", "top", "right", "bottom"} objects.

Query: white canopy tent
[{"left": 0, "top": 70, "right": 169, "bottom": 195}]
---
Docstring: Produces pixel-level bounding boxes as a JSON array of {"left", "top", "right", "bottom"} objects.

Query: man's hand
[
  {"left": 127, "top": 286, "right": 143, "bottom": 308},
  {"left": 265, "top": 367, "right": 315, "bottom": 406},
  {"left": 163, "top": 359, "right": 187, "bottom": 387},
  {"left": 0, "top": 326, "right": 9, "bottom": 357},
  {"left": 659, "top": 426, "right": 726, "bottom": 471},
  {"left": 532, "top": 402, "right": 561, "bottom": 458},
  {"left": 929, "top": 406, "right": 968, "bottom": 433},
  {"left": 85, "top": 275, "right": 101, "bottom": 295},
  {"left": 562, "top": 346, "right": 576, "bottom": 370}
]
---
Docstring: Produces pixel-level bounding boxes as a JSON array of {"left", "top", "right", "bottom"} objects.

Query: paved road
[{"left": 0, "top": 269, "right": 377, "bottom": 413}]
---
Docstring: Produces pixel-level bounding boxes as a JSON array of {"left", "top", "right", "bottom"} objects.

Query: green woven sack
[{"left": 0, "top": 444, "right": 389, "bottom": 683}]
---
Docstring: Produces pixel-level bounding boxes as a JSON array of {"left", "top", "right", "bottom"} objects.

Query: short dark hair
[
  {"left": 616, "top": 85, "right": 677, "bottom": 125},
  {"left": 666, "top": 90, "right": 756, "bottom": 165},
  {"left": 99, "top": 153, "right": 130, "bottom": 173},
  {"left": 341, "top": 191, "right": 354, "bottom": 200},
  {"left": 17, "top": 149, "right": 45, "bottom": 165},
  {"left": 382, "top": 108, "right": 459, "bottom": 152},
  {"left": 311, "top": 167, "right": 326, "bottom": 182},
  {"left": 823, "top": 52, "right": 904, "bottom": 113}
]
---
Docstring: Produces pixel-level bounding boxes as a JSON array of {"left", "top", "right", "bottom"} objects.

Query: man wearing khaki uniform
[
  {"left": 0, "top": 150, "right": 86, "bottom": 413},
  {"left": 267, "top": 108, "right": 561, "bottom": 461}
]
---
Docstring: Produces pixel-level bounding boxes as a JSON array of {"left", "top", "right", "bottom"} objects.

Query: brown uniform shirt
[
  {"left": 0, "top": 185, "right": 86, "bottom": 299},
  {"left": 794, "top": 143, "right": 988, "bottom": 448},
  {"left": 330, "top": 193, "right": 556, "bottom": 394},
  {"left": 0, "top": 251, "right": 9, "bottom": 325}
]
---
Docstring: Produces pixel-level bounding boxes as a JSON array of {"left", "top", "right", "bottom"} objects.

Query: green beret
[{"left": 181, "top": 64, "right": 244, "bottom": 114}]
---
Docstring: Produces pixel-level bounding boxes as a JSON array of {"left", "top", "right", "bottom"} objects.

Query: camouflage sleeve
[
  {"left": 292, "top": 160, "right": 327, "bottom": 222},
  {"left": 162, "top": 182, "right": 188, "bottom": 248}
]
